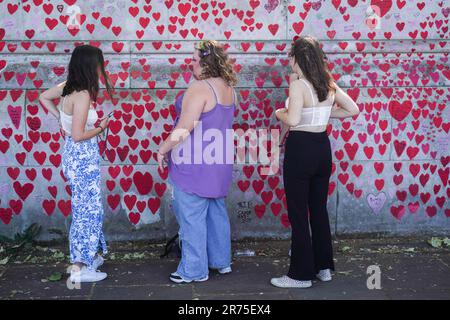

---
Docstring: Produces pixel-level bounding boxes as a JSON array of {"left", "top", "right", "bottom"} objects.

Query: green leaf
[
  {"left": 47, "top": 272, "right": 63, "bottom": 282},
  {"left": 428, "top": 237, "right": 443, "bottom": 248},
  {"left": 53, "top": 251, "right": 65, "bottom": 259},
  {"left": 340, "top": 246, "right": 352, "bottom": 253},
  {"left": 0, "top": 256, "right": 10, "bottom": 265},
  {"left": 443, "top": 238, "right": 450, "bottom": 247}
]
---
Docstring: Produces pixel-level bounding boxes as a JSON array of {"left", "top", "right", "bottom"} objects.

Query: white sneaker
[
  {"left": 92, "top": 255, "right": 104, "bottom": 271},
  {"left": 270, "top": 275, "right": 312, "bottom": 288},
  {"left": 316, "top": 269, "right": 332, "bottom": 282},
  {"left": 70, "top": 266, "right": 107, "bottom": 283},
  {"left": 218, "top": 266, "right": 232, "bottom": 274},
  {"left": 66, "top": 256, "right": 105, "bottom": 274}
]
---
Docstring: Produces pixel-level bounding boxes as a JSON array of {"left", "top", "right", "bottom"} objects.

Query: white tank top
[
  {"left": 59, "top": 95, "right": 98, "bottom": 135},
  {"left": 285, "top": 78, "right": 334, "bottom": 128}
]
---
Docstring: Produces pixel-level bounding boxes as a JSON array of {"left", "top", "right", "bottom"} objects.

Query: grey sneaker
[
  {"left": 218, "top": 266, "right": 232, "bottom": 274},
  {"left": 270, "top": 275, "right": 312, "bottom": 288},
  {"left": 316, "top": 269, "right": 332, "bottom": 282},
  {"left": 169, "top": 272, "right": 208, "bottom": 284}
]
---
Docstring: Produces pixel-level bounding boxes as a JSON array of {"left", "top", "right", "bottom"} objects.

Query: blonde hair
[{"left": 195, "top": 40, "right": 237, "bottom": 86}]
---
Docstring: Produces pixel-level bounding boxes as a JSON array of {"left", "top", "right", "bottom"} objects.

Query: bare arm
[
  {"left": 330, "top": 84, "right": 360, "bottom": 118},
  {"left": 158, "top": 81, "right": 207, "bottom": 156},
  {"left": 275, "top": 79, "right": 304, "bottom": 127},
  {"left": 71, "top": 90, "right": 105, "bottom": 142},
  {"left": 39, "top": 81, "right": 65, "bottom": 119}
]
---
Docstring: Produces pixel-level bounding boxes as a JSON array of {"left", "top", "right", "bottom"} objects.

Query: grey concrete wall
[{"left": 0, "top": 0, "right": 448, "bottom": 241}]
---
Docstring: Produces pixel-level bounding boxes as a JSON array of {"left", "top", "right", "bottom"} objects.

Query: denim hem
[
  {"left": 168, "top": 172, "right": 229, "bottom": 199},
  {"left": 286, "top": 272, "right": 315, "bottom": 281},
  {"left": 208, "top": 264, "right": 230, "bottom": 269},
  {"left": 176, "top": 270, "right": 209, "bottom": 281}
]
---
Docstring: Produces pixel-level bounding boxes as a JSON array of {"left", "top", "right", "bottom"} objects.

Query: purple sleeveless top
[{"left": 168, "top": 80, "right": 236, "bottom": 198}]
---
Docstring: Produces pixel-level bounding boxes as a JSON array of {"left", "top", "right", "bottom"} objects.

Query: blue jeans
[{"left": 171, "top": 180, "right": 231, "bottom": 280}]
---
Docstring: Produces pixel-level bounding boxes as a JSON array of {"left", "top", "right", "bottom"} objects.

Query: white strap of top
[
  {"left": 299, "top": 78, "right": 336, "bottom": 106},
  {"left": 299, "top": 78, "right": 316, "bottom": 105},
  {"left": 62, "top": 96, "right": 66, "bottom": 113}
]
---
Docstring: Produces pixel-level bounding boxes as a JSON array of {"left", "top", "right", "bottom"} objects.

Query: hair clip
[
  {"left": 200, "top": 49, "right": 210, "bottom": 57},
  {"left": 196, "top": 40, "right": 211, "bottom": 57}
]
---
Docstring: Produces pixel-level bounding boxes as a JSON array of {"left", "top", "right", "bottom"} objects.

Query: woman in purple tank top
[{"left": 157, "top": 40, "right": 238, "bottom": 284}]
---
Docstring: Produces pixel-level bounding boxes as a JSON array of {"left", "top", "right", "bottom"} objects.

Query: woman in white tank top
[
  {"left": 58, "top": 95, "right": 99, "bottom": 136},
  {"left": 39, "top": 45, "right": 114, "bottom": 283},
  {"left": 272, "top": 36, "right": 359, "bottom": 289}
]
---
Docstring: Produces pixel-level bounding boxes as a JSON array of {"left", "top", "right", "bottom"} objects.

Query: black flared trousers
[{"left": 283, "top": 130, "right": 335, "bottom": 281}]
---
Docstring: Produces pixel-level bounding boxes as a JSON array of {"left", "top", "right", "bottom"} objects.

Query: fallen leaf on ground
[
  {"left": 47, "top": 272, "right": 63, "bottom": 282},
  {"left": 428, "top": 237, "right": 449, "bottom": 248},
  {"left": 339, "top": 246, "right": 352, "bottom": 253}
]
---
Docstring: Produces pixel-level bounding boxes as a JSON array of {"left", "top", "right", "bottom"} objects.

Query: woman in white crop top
[
  {"left": 58, "top": 95, "right": 99, "bottom": 136},
  {"left": 39, "top": 45, "right": 114, "bottom": 283},
  {"left": 271, "top": 36, "right": 359, "bottom": 289}
]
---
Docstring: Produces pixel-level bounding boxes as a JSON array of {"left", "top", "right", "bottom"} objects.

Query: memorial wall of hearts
[{"left": 0, "top": 0, "right": 448, "bottom": 240}]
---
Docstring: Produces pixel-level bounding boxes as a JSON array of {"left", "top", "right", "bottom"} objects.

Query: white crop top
[
  {"left": 59, "top": 95, "right": 98, "bottom": 135},
  {"left": 285, "top": 78, "right": 334, "bottom": 128}
]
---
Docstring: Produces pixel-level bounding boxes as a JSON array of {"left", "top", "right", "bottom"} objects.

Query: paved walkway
[{"left": 0, "top": 237, "right": 449, "bottom": 300}]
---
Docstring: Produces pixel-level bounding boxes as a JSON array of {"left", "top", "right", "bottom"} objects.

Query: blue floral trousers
[{"left": 62, "top": 136, "right": 107, "bottom": 269}]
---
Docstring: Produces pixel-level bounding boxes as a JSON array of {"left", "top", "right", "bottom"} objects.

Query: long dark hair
[
  {"left": 195, "top": 40, "right": 237, "bottom": 86},
  {"left": 62, "top": 45, "right": 113, "bottom": 101},
  {"left": 289, "top": 36, "right": 335, "bottom": 102}
]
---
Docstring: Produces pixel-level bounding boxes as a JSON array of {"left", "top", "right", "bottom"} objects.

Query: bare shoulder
[
  {"left": 186, "top": 80, "right": 209, "bottom": 96},
  {"left": 72, "top": 90, "right": 90, "bottom": 100},
  {"left": 289, "top": 78, "right": 306, "bottom": 96},
  {"left": 70, "top": 90, "right": 91, "bottom": 110},
  {"left": 185, "top": 80, "right": 208, "bottom": 99}
]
